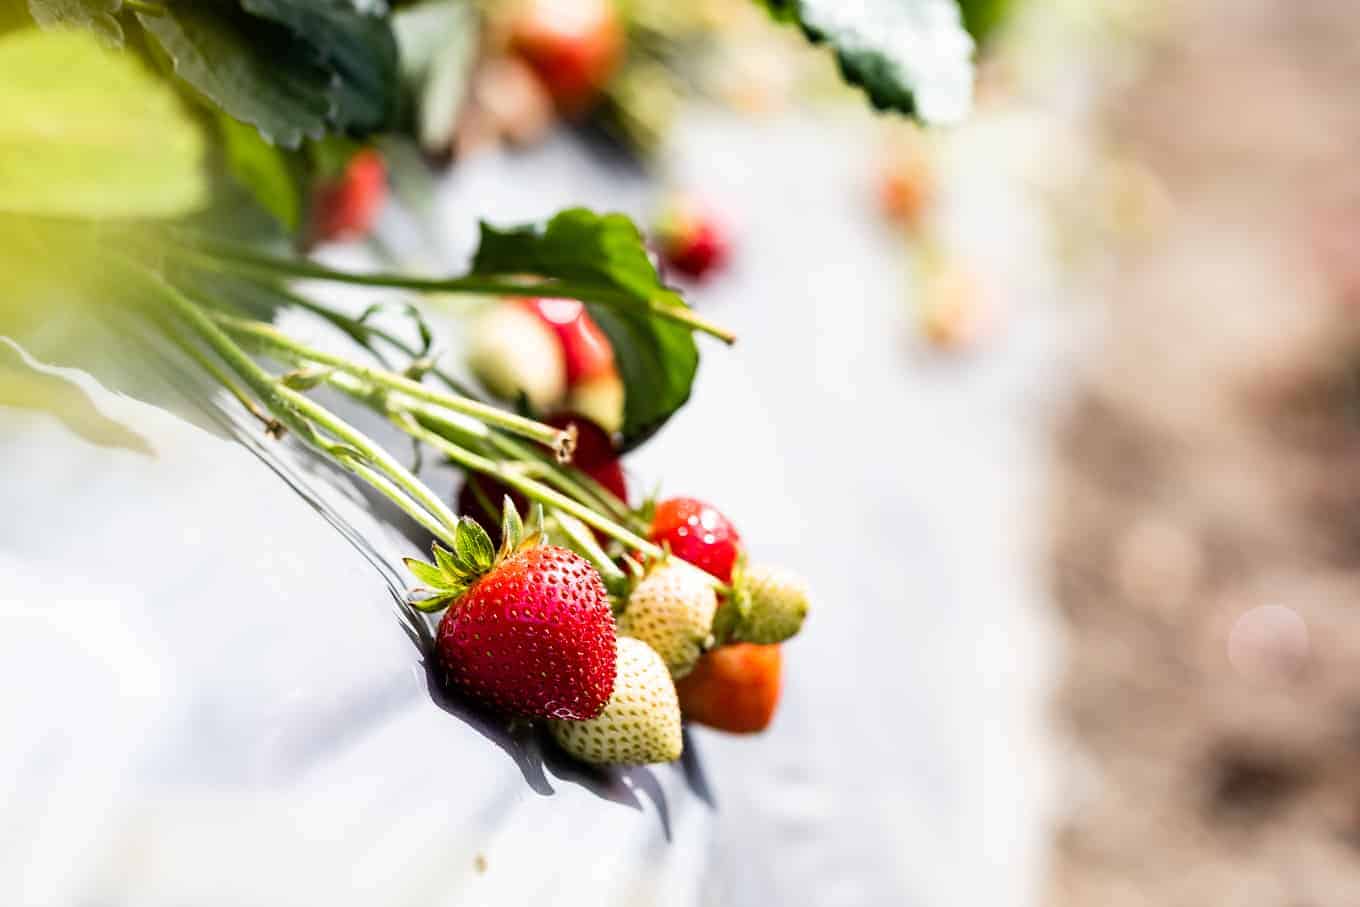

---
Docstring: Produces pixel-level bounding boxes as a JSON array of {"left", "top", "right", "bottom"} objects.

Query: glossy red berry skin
[
  {"left": 520, "top": 298, "right": 615, "bottom": 385},
  {"left": 649, "top": 497, "right": 742, "bottom": 584},
  {"left": 436, "top": 545, "right": 616, "bottom": 719},
  {"left": 309, "top": 149, "right": 387, "bottom": 244}
]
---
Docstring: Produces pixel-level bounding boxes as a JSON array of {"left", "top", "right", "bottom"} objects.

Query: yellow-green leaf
[{"left": 0, "top": 29, "right": 206, "bottom": 219}]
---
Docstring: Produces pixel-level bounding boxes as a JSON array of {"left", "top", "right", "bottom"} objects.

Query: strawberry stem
[
  {"left": 117, "top": 258, "right": 463, "bottom": 547},
  {"left": 170, "top": 238, "right": 738, "bottom": 345},
  {"left": 210, "top": 312, "right": 574, "bottom": 459}
]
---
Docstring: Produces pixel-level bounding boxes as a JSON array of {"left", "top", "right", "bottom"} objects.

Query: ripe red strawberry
[
  {"left": 407, "top": 504, "right": 617, "bottom": 719},
  {"left": 675, "top": 643, "right": 782, "bottom": 734},
  {"left": 649, "top": 497, "right": 742, "bottom": 584},
  {"left": 506, "top": 0, "right": 623, "bottom": 115},
  {"left": 519, "top": 297, "right": 615, "bottom": 385},
  {"left": 653, "top": 195, "right": 731, "bottom": 282},
  {"left": 456, "top": 413, "right": 627, "bottom": 542},
  {"left": 309, "top": 148, "right": 387, "bottom": 244}
]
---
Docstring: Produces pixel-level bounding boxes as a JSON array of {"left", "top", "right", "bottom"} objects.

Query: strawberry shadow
[
  {"left": 403, "top": 611, "right": 674, "bottom": 839},
  {"left": 677, "top": 727, "right": 716, "bottom": 809}
]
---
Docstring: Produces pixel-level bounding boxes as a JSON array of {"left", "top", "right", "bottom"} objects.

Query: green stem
[
  {"left": 124, "top": 0, "right": 167, "bottom": 15},
  {"left": 273, "top": 383, "right": 462, "bottom": 544},
  {"left": 171, "top": 240, "right": 737, "bottom": 345},
  {"left": 115, "top": 257, "right": 461, "bottom": 548},
  {"left": 211, "top": 312, "right": 574, "bottom": 459},
  {"left": 401, "top": 408, "right": 665, "bottom": 559}
]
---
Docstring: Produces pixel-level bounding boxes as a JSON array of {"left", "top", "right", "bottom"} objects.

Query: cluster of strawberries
[{"left": 408, "top": 491, "right": 807, "bottom": 766}]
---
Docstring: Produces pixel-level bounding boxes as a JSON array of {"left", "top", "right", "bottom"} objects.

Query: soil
[{"left": 1046, "top": 1, "right": 1360, "bottom": 903}]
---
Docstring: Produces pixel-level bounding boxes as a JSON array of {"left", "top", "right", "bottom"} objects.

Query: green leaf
[
  {"left": 499, "top": 495, "right": 524, "bottom": 557},
  {"left": 431, "top": 540, "right": 464, "bottom": 577},
  {"left": 453, "top": 517, "right": 496, "bottom": 573},
  {"left": 139, "top": 5, "right": 333, "bottom": 149},
  {"left": 0, "top": 28, "right": 205, "bottom": 218},
  {"left": 27, "top": 0, "right": 122, "bottom": 45},
  {"left": 219, "top": 115, "right": 302, "bottom": 230},
  {"left": 404, "top": 557, "right": 451, "bottom": 589},
  {"left": 760, "top": 0, "right": 974, "bottom": 124},
  {"left": 470, "top": 208, "right": 700, "bottom": 450},
  {"left": 408, "top": 589, "right": 459, "bottom": 613},
  {"left": 240, "top": 0, "right": 399, "bottom": 134}
]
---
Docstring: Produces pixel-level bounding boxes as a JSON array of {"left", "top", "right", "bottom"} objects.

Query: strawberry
[
  {"left": 455, "top": 412, "right": 626, "bottom": 540},
  {"left": 520, "top": 297, "right": 615, "bottom": 385},
  {"left": 729, "top": 563, "right": 809, "bottom": 645},
  {"left": 309, "top": 149, "right": 387, "bottom": 244},
  {"left": 549, "top": 637, "right": 683, "bottom": 764},
  {"left": 467, "top": 302, "right": 567, "bottom": 411},
  {"left": 876, "top": 132, "right": 934, "bottom": 228},
  {"left": 918, "top": 264, "right": 993, "bottom": 352},
  {"left": 649, "top": 496, "right": 742, "bottom": 584},
  {"left": 617, "top": 562, "right": 718, "bottom": 677},
  {"left": 406, "top": 502, "right": 616, "bottom": 720},
  {"left": 506, "top": 0, "right": 623, "bottom": 116},
  {"left": 566, "top": 369, "right": 624, "bottom": 435},
  {"left": 653, "top": 195, "right": 731, "bottom": 282},
  {"left": 675, "top": 643, "right": 782, "bottom": 734}
]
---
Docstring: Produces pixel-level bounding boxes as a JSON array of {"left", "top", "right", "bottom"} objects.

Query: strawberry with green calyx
[
  {"left": 617, "top": 561, "right": 718, "bottom": 678},
  {"left": 716, "top": 562, "right": 810, "bottom": 646},
  {"left": 405, "top": 499, "right": 617, "bottom": 720},
  {"left": 676, "top": 643, "right": 782, "bottom": 735},
  {"left": 549, "top": 637, "right": 683, "bottom": 765}
]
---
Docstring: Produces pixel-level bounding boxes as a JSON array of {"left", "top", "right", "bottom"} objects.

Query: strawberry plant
[{"left": 3, "top": 0, "right": 976, "bottom": 765}]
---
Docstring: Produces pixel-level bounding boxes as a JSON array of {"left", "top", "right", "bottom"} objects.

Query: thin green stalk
[
  {"left": 402, "top": 409, "right": 664, "bottom": 559},
  {"left": 116, "top": 257, "right": 461, "bottom": 548},
  {"left": 344, "top": 456, "right": 459, "bottom": 546},
  {"left": 211, "top": 312, "right": 574, "bottom": 458},
  {"left": 487, "top": 432, "right": 642, "bottom": 530},
  {"left": 274, "top": 383, "right": 462, "bottom": 543},
  {"left": 156, "top": 312, "right": 284, "bottom": 437},
  {"left": 172, "top": 240, "right": 737, "bottom": 345}
]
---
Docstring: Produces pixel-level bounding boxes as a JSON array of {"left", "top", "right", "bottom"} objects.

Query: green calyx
[
  {"left": 715, "top": 561, "right": 810, "bottom": 645},
  {"left": 404, "top": 496, "right": 544, "bottom": 613}
]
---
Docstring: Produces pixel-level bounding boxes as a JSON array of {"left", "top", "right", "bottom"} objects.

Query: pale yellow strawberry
[
  {"left": 549, "top": 637, "right": 683, "bottom": 765},
  {"left": 617, "top": 562, "right": 718, "bottom": 677}
]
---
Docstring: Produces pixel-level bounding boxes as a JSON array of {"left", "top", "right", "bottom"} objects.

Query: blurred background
[{"left": 5, "top": 0, "right": 1360, "bottom": 904}]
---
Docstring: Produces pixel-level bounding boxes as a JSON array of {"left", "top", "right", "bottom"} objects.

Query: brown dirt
[{"left": 1046, "top": 2, "right": 1360, "bottom": 904}]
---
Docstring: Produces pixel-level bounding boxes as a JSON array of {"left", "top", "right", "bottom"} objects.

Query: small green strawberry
[
  {"left": 617, "top": 562, "right": 718, "bottom": 678},
  {"left": 734, "top": 563, "right": 810, "bottom": 644},
  {"left": 713, "top": 563, "right": 810, "bottom": 646},
  {"left": 549, "top": 637, "right": 683, "bottom": 765}
]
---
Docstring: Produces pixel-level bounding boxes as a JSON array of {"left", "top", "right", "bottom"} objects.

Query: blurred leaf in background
[
  {"left": 758, "top": 0, "right": 975, "bottom": 123},
  {"left": 0, "top": 28, "right": 206, "bottom": 219}
]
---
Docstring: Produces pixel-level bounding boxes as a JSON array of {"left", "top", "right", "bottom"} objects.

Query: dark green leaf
[
  {"left": 241, "top": 0, "right": 399, "bottom": 134},
  {"left": 27, "top": 0, "right": 122, "bottom": 45},
  {"left": 219, "top": 115, "right": 302, "bottom": 230},
  {"left": 760, "top": 0, "right": 974, "bottom": 124},
  {"left": 453, "top": 516, "right": 496, "bottom": 572},
  {"left": 139, "top": 5, "right": 333, "bottom": 149},
  {"left": 470, "top": 209, "right": 700, "bottom": 450}
]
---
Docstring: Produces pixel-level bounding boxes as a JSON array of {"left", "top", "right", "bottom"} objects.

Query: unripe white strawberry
[
  {"left": 549, "top": 637, "right": 683, "bottom": 765},
  {"left": 618, "top": 562, "right": 718, "bottom": 678},
  {"left": 734, "top": 563, "right": 809, "bottom": 644},
  {"left": 467, "top": 303, "right": 566, "bottom": 411}
]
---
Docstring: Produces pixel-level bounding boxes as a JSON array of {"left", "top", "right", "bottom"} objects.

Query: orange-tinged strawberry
[{"left": 675, "top": 643, "right": 782, "bottom": 734}]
